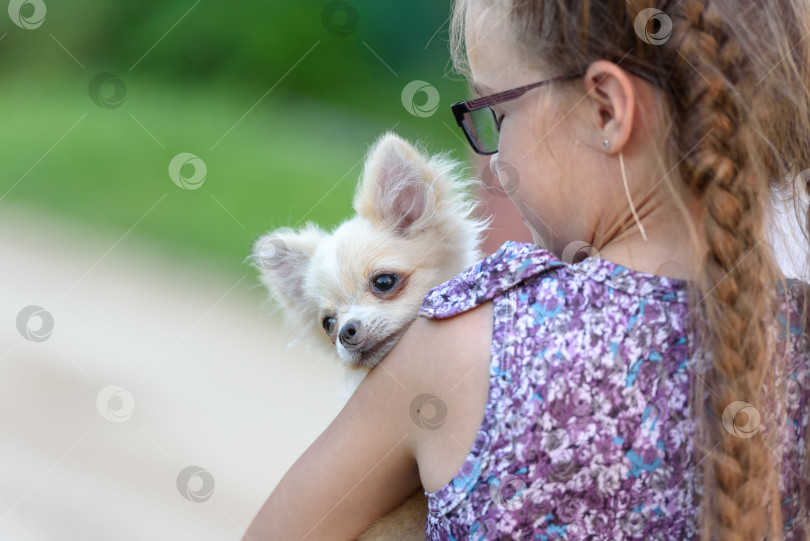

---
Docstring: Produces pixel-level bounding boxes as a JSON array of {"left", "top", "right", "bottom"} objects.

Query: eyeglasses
[{"left": 450, "top": 71, "right": 585, "bottom": 155}]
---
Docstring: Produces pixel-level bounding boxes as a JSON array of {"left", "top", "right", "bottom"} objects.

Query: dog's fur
[{"left": 251, "top": 132, "right": 485, "bottom": 539}]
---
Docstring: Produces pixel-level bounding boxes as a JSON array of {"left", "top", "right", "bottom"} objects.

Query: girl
[{"left": 245, "top": 0, "right": 810, "bottom": 538}]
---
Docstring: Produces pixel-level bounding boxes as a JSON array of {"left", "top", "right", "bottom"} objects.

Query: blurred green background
[{"left": 1, "top": 0, "right": 473, "bottom": 275}]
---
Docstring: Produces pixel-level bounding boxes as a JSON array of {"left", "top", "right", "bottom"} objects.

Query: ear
[
  {"left": 353, "top": 132, "right": 434, "bottom": 234},
  {"left": 582, "top": 60, "right": 636, "bottom": 153},
  {"left": 250, "top": 224, "right": 325, "bottom": 317}
]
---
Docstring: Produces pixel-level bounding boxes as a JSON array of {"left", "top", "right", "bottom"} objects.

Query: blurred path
[{"left": 0, "top": 203, "right": 346, "bottom": 541}]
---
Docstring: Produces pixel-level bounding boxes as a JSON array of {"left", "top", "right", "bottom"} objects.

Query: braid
[
  {"left": 667, "top": 1, "right": 810, "bottom": 538},
  {"left": 670, "top": 3, "right": 783, "bottom": 539}
]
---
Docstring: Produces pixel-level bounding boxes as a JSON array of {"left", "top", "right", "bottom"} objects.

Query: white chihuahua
[
  {"left": 252, "top": 132, "right": 485, "bottom": 388},
  {"left": 250, "top": 132, "right": 486, "bottom": 539}
]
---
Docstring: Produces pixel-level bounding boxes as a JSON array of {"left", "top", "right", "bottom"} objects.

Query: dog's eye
[
  {"left": 372, "top": 274, "right": 397, "bottom": 292},
  {"left": 322, "top": 316, "right": 336, "bottom": 335}
]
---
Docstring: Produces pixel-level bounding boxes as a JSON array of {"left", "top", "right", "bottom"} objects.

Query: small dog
[{"left": 250, "top": 132, "right": 485, "bottom": 539}]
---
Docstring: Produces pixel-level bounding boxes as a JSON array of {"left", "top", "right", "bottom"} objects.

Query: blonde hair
[{"left": 451, "top": 0, "right": 810, "bottom": 539}]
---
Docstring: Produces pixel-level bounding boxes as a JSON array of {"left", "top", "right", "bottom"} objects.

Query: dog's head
[{"left": 252, "top": 133, "right": 485, "bottom": 371}]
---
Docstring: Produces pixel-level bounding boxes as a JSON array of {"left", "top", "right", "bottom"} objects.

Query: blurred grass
[
  {"left": 0, "top": 79, "right": 472, "bottom": 278},
  {"left": 1, "top": 1, "right": 474, "bottom": 276}
]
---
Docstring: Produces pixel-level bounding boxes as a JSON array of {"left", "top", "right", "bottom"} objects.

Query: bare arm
[
  {"left": 242, "top": 320, "right": 427, "bottom": 540},
  {"left": 242, "top": 301, "right": 493, "bottom": 540}
]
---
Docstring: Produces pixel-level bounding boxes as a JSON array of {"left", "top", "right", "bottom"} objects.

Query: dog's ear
[
  {"left": 353, "top": 132, "right": 434, "bottom": 234},
  {"left": 250, "top": 224, "right": 324, "bottom": 316}
]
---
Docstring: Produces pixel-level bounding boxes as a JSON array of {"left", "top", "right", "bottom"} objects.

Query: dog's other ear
[
  {"left": 353, "top": 132, "right": 434, "bottom": 234},
  {"left": 250, "top": 224, "right": 324, "bottom": 311}
]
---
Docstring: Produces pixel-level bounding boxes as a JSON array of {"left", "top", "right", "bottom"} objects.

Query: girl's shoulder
[{"left": 419, "top": 240, "right": 692, "bottom": 322}]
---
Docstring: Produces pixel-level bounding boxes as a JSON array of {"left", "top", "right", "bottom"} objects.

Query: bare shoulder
[
  {"left": 379, "top": 300, "right": 493, "bottom": 384},
  {"left": 373, "top": 300, "right": 494, "bottom": 492}
]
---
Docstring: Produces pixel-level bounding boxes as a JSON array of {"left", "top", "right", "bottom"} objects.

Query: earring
[
  {"left": 619, "top": 152, "right": 648, "bottom": 242},
  {"left": 603, "top": 139, "right": 611, "bottom": 149}
]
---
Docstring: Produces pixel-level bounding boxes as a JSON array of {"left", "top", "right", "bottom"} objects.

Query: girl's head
[
  {"left": 451, "top": 0, "right": 810, "bottom": 538},
  {"left": 458, "top": 1, "right": 692, "bottom": 264}
]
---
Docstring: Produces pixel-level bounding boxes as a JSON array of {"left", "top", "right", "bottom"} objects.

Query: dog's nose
[{"left": 339, "top": 319, "right": 364, "bottom": 349}]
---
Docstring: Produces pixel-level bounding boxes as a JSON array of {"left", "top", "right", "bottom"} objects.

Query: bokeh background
[
  {"left": 2, "top": 0, "right": 484, "bottom": 273},
  {"left": 0, "top": 1, "right": 526, "bottom": 539}
]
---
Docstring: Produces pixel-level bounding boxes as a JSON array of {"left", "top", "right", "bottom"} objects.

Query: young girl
[{"left": 245, "top": 0, "right": 810, "bottom": 538}]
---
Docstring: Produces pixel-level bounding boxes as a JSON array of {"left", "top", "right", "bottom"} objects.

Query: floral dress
[{"left": 419, "top": 241, "right": 810, "bottom": 540}]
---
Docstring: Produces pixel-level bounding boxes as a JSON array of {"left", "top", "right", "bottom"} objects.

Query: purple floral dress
[{"left": 418, "top": 241, "right": 810, "bottom": 540}]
